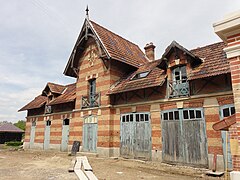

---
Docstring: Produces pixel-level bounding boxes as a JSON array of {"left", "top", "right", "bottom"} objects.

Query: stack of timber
[{"left": 69, "top": 156, "right": 98, "bottom": 180}]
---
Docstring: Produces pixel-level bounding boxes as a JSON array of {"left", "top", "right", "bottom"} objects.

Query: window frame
[
  {"left": 121, "top": 112, "right": 150, "bottom": 123},
  {"left": 161, "top": 108, "right": 204, "bottom": 121},
  {"left": 131, "top": 71, "right": 150, "bottom": 80}
]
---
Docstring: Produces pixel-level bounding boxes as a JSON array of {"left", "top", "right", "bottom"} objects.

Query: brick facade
[
  {"left": 20, "top": 13, "right": 240, "bottom": 170},
  {"left": 214, "top": 11, "right": 240, "bottom": 170}
]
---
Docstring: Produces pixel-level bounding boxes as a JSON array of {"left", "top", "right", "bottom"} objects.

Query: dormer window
[
  {"left": 132, "top": 71, "right": 150, "bottom": 80},
  {"left": 168, "top": 65, "right": 189, "bottom": 98}
]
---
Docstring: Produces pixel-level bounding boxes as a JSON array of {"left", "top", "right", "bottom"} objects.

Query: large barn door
[
  {"left": 162, "top": 109, "right": 208, "bottom": 167},
  {"left": 43, "top": 120, "right": 51, "bottom": 150},
  {"left": 30, "top": 121, "right": 36, "bottom": 148},
  {"left": 220, "top": 105, "right": 235, "bottom": 170},
  {"left": 83, "top": 116, "right": 97, "bottom": 152},
  {"left": 120, "top": 113, "right": 151, "bottom": 160},
  {"left": 61, "top": 119, "right": 70, "bottom": 152},
  {"left": 134, "top": 113, "right": 151, "bottom": 160},
  {"left": 120, "top": 114, "right": 135, "bottom": 158}
]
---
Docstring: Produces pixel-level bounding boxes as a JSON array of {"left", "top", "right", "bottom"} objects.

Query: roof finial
[{"left": 86, "top": 5, "right": 89, "bottom": 19}]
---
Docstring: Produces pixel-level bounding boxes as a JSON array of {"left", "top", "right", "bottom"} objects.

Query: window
[
  {"left": 132, "top": 71, "right": 150, "bottom": 80},
  {"left": 121, "top": 113, "right": 150, "bottom": 123},
  {"left": 221, "top": 105, "right": 235, "bottom": 118},
  {"left": 162, "top": 109, "right": 203, "bottom": 121},
  {"left": 46, "top": 120, "right": 51, "bottom": 126},
  {"left": 89, "top": 79, "right": 96, "bottom": 106},
  {"left": 32, "top": 121, "right": 36, "bottom": 127},
  {"left": 169, "top": 66, "right": 189, "bottom": 98},
  {"left": 63, "top": 119, "right": 69, "bottom": 125}
]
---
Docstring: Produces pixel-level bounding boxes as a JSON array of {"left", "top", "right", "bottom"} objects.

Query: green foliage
[
  {"left": 5, "top": 141, "right": 23, "bottom": 146},
  {"left": 14, "top": 120, "right": 26, "bottom": 131}
]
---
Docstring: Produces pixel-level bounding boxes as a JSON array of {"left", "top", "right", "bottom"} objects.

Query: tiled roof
[
  {"left": 18, "top": 95, "right": 47, "bottom": 111},
  {"left": 19, "top": 83, "right": 76, "bottom": 111},
  {"left": 48, "top": 83, "right": 76, "bottom": 105},
  {"left": 188, "top": 42, "right": 230, "bottom": 80},
  {"left": 90, "top": 20, "right": 149, "bottom": 68},
  {"left": 44, "top": 82, "right": 66, "bottom": 94},
  {"left": 0, "top": 123, "right": 24, "bottom": 133},
  {"left": 108, "top": 60, "right": 166, "bottom": 94}
]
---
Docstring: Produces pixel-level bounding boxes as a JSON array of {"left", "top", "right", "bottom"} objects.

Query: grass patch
[{"left": 5, "top": 141, "right": 23, "bottom": 146}]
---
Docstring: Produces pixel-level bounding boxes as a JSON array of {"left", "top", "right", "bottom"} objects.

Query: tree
[{"left": 14, "top": 120, "right": 26, "bottom": 131}]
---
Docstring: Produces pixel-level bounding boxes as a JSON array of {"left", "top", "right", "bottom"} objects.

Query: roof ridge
[
  {"left": 90, "top": 20, "right": 142, "bottom": 50},
  {"left": 190, "top": 41, "right": 225, "bottom": 51}
]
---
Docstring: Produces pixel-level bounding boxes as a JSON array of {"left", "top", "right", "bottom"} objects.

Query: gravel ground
[{"left": 0, "top": 147, "right": 226, "bottom": 180}]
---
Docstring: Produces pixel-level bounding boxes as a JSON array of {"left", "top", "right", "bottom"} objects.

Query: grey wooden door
[
  {"left": 120, "top": 113, "right": 151, "bottom": 160},
  {"left": 83, "top": 116, "right": 97, "bottom": 152},
  {"left": 29, "top": 121, "right": 36, "bottom": 148},
  {"left": 220, "top": 105, "right": 235, "bottom": 170},
  {"left": 162, "top": 109, "right": 208, "bottom": 167},
  {"left": 61, "top": 119, "right": 70, "bottom": 152},
  {"left": 43, "top": 120, "right": 51, "bottom": 150}
]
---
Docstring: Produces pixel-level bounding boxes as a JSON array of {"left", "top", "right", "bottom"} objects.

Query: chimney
[{"left": 144, "top": 42, "right": 156, "bottom": 61}]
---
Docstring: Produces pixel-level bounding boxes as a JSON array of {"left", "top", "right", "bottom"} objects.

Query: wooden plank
[
  {"left": 74, "top": 169, "right": 88, "bottom": 180},
  {"left": 85, "top": 171, "right": 98, "bottom": 180},
  {"left": 68, "top": 158, "right": 76, "bottom": 172},
  {"left": 74, "top": 158, "right": 82, "bottom": 170},
  {"left": 79, "top": 156, "right": 92, "bottom": 171}
]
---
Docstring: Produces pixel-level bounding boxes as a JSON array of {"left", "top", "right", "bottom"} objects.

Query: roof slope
[
  {"left": 19, "top": 83, "right": 76, "bottom": 111},
  {"left": 48, "top": 83, "right": 76, "bottom": 105},
  {"left": 108, "top": 60, "right": 166, "bottom": 94},
  {"left": 44, "top": 82, "right": 66, "bottom": 94},
  {"left": 0, "top": 123, "right": 24, "bottom": 133},
  {"left": 90, "top": 21, "right": 149, "bottom": 67},
  {"left": 189, "top": 42, "right": 230, "bottom": 80},
  {"left": 18, "top": 95, "right": 47, "bottom": 111}
]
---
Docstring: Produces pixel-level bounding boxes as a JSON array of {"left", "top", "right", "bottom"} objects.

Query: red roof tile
[
  {"left": 44, "top": 82, "right": 66, "bottom": 94},
  {"left": 0, "top": 123, "right": 24, "bottom": 133},
  {"left": 188, "top": 42, "right": 230, "bottom": 80},
  {"left": 108, "top": 60, "right": 166, "bottom": 94},
  {"left": 48, "top": 83, "right": 76, "bottom": 105},
  {"left": 19, "top": 83, "right": 76, "bottom": 111},
  {"left": 90, "top": 20, "right": 149, "bottom": 67},
  {"left": 18, "top": 95, "right": 47, "bottom": 111}
]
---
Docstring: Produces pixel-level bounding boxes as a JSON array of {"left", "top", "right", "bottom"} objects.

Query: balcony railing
[
  {"left": 168, "top": 79, "right": 189, "bottom": 98},
  {"left": 81, "top": 92, "right": 101, "bottom": 109}
]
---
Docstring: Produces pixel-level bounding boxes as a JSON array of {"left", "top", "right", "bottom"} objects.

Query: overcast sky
[{"left": 0, "top": 0, "right": 239, "bottom": 123}]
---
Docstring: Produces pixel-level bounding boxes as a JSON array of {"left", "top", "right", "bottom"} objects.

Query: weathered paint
[
  {"left": 61, "top": 124, "right": 70, "bottom": 152},
  {"left": 220, "top": 104, "right": 235, "bottom": 170},
  {"left": 120, "top": 113, "right": 152, "bottom": 160},
  {"left": 82, "top": 116, "right": 97, "bottom": 152},
  {"left": 43, "top": 121, "right": 51, "bottom": 150},
  {"left": 161, "top": 108, "right": 208, "bottom": 167},
  {"left": 29, "top": 123, "right": 36, "bottom": 148}
]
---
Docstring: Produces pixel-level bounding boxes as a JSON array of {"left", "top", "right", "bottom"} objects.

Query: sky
[{"left": 0, "top": 0, "right": 239, "bottom": 123}]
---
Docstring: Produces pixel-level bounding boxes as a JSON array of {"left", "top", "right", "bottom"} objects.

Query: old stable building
[{"left": 19, "top": 11, "right": 240, "bottom": 171}]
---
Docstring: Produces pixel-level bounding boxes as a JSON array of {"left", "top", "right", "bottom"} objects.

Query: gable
[{"left": 64, "top": 18, "right": 148, "bottom": 78}]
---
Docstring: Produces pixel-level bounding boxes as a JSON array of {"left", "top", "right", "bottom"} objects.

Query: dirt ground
[{"left": 0, "top": 147, "right": 226, "bottom": 180}]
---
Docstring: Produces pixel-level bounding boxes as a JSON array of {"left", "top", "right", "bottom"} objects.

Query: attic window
[{"left": 132, "top": 71, "right": 150, "bottom": 80}]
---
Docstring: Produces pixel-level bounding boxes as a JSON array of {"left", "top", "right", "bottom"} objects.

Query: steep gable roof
[
  {"left": 42, "top": 82, "right": 65, "bottom": 95},
  {"left": 90, "top": 21, "right": 148, "bottom": 67},
  {"left": 64, "top": 18, "right": 148, "bottom": 77},
  {"left": 48, "top": 83, "right": 76, "bottom": 105},
  {"left": 0, "top": 123, "right": 24, "bottom": 133},
  {"left": 158, "top": 41, "right": 202, "bottom": 70},
  {"left": 19, "top": 83, "right": 76, "bottom": 111}
]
